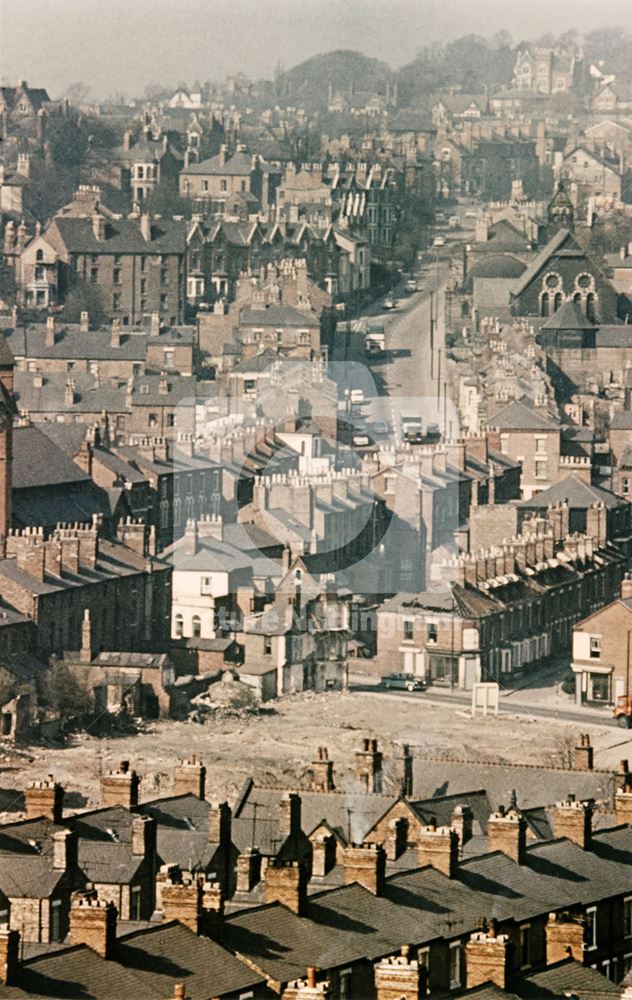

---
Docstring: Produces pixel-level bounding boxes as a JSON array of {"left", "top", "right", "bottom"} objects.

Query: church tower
[
  {"left": 547, "top": 180, "right": 574, "bottom": 234},
  {"left": 0, "top": 333, "right": 16, "bottom": 541}
]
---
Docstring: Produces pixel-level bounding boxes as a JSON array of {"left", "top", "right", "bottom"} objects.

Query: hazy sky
[{"left": 1, "top": 0, "right": 631, "bottom": 99}]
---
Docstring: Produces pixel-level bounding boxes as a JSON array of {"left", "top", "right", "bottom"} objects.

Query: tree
[
  {"left": 0, "top": 263, "right": 16, "bottom": 310},
  {"left": 145, "top": 182, "right": 191, "bottom": 218},
  {"left": 43, "top": 662, "right": 91, "bottom": 719},
  {"left": 63, "top": 277, "right": 108, "bottom": 326},
  {"left": 144, "top": 82, "right": 167, "bottom": 103},
  {"left": 0, "top": 677, "right": 17, "bottom": 707},
  {"left": 63, "top": 81, "right": 92, "bottom": 107},
  {"left": 584, "top": 27, "right": 632, "bottom": 82}
]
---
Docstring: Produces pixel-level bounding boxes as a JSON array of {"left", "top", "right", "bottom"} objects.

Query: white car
[
  {"left": 433, "top": 236, "right": 446, "bottom": 248},
  {"left": 349, "top": 388, "right": 365, "bottom": 405},
  {"left": 383, "top": 296, "right": 395, "bottom": 309},
  {"left": 405, "top": 280, "right": 418, "bottom": 293}
]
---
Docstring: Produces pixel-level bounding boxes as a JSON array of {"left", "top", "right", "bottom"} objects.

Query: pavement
[
  {"left": 330, "top": 251, "right": 454, "bottom": 444},
  {"left": 348, "top": 670, "right": 622, "bottom": 728}
]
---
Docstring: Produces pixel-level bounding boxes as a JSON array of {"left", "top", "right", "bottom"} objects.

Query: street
[
  {"left": 329, "top": 226, "right": 471, "bottom": 444},
  {"left": 349, "top": 679, "right": 624, "bottom": 729}
]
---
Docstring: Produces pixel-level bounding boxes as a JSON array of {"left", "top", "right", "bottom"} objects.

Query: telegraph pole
[
  {"left": 430, "top": 290, "right": 435, "bottom": 378},
  {"left": 436, "top": 349, "right": 442, "bottom": 402}
]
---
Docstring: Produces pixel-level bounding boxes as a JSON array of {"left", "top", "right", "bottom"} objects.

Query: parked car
[
  {"left": 381, "top": 673, "right": 425, "bottom": 692},
  {"left": 349, "top": 388, "right": 365, "bottom": 405},
  {"left": 352, "top": 432, "right": 372, "bottom": 448},
  {"left": 383, "top": 296, "right": 395, "bottom": 309},
  {"left": 371, "top": 420, "right": 390, "bottom": 436},
  {"left": 433, "top": 236, "right": 446, "bottom": 248},
  {"left": 405, "top": 279, "right": 418, "bottom": 293}
]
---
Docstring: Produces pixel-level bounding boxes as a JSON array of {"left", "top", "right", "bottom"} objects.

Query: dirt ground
[{"left": 2, "top": 689, "right": 631, "bottom": 814}]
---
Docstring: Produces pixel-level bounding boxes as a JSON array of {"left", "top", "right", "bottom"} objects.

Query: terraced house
[{"left": 45, "top": 212, "right": 187, "bottom": 326}]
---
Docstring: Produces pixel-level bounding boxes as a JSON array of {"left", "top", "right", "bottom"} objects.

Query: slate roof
[
  {"left": 467, "top": 253, "right": 527, "bottom": 283},
  {"left": 594, "top": 325, "right": 632, "bottom": 348},
  {"left": 490, "top": 398, "right": 558, "bottom": 432},
  {"left": 181, "top": 150, "right": 254, "bottom": 176},
  {"left": 135, "top": 792, "right": 225, "bottom": 874},
  {"left": 161, "top": 534, "right": 254, "bottom": 574},
  {"left": 410, "top": 757, "right": 615, "bottom": 808},
  {"left": 518, "top": 475, "right": 621, "bottom": 510},
  {"left": 50, "top": 216, "right": 187, "bottom": 255},
  {"left": 14, "top": 371, "right": 128, "bottom": 415},
  {"left": 240, "top": 305, "right": 320, "bottom": 328},
  {"left": 0, "top": 536, "right": 162, "bottom": 598},
  {"left": 5, "top": 324, "right": 146, "bottom": 361},
  {"left": 387, "top": 110, "right": 435, "bottom": 133},
  {"left": 517, "top": 958, "right": 621, "bottom": 998},
  {"left": 511, "top": 228, "right": 573, "bottom": 296},
  {"left": 12, "top": 425, "right": 89, "bottom": 490},
  {"left": 0, "top": 921, "right": 266, "bottom": 999},
  {"left": 37, "top": 422, "right": 89, "bottom": 457},
  {"left": 610, "top": 410, "right": 632, "bottom": 430},
  {"left": 540, "top": 299, "right": 597, "bottom": 331},
  {"left": 380, "top": 584, "right": 502, "bottom": 620},
  {"left": 226, "top": 826, "right": 632, "bottom": 982},
  {"left": 128, "top": 374, "right": 199, "bottom": 406}
]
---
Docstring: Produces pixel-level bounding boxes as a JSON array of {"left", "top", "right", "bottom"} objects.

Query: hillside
[{"left": 276, "top": 49, "right": 392, "bottom": 108}]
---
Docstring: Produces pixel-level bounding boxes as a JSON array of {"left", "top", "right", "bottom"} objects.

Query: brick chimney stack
[
  {"left": 236, "top": 848, "right": 262, "bottom": 893},
  {"left": 465, "top": 923, "right": 510, "bottom": 990},
  {"left": 451, "top": 805, "right": 473, "bottom": 852},
  {"left": 311, "top": 834, "right": 336, "bottom": 877},
  {"left": 0, "top": 926, "right": 19, "bottom": 986},
  {"left": 25, "top": 775, "right": 64, "bottom": 822},
  {"left": 553, "top": 796, "right": 593, "bottom": 849},
  {"left": 545, "top": 911, "right": 584, "bottom": 964},
  {"left": 342, "top": 843, "right": 386, "bottom": 895},
  {"left": 265, "top": 860, "right": 307, "bottom": 914},
  {"left": 487, "top": 807, "right": 527, "bottom": 864},
  {"left": 310, "top": 747, "right": 335, "bottom": 792},
  {"left": 279, "top": 792, "right": 302, "bottom": 838},
  {"left": 374, "top": 946, "right": 421, "bottom": 1000},
  {"left": 208, "top": 801, "right": 231, "bottom": 851},
  {"left": 393, "top": 743, "right": 413, "bottom": 797},
  {"left": 91, "top": 214, "right": 106, "bottom": 241},
  {"left": 615, "top": 783, "right": 632, "bottom": 825},
  {"left": 384, "top": 816, "right": 408, "bottom": 861},
  {"left": 52, "top": 828, "right": 77, "bottom": 871},
  {"left": 417, "top": 822, "right": 459, "bottom": 878},
  {"left": 158, "top": 867, "right": 205, "bottom": 933},
  {"left": 100, "top": 760, "right": 140, "bottom": 808},
  {"left": 80, "top": 310, "right": 89, "bottom": 334},
  {"left": 173, "top": 755, "right": 206, "bottom": 799},
  {"left": 111, "top": 318, "right": 121, "bottom": 349},
  {"left": 183, "top": 519, "right": 198, "bottom": 556},
  {"left": 573, "top": 733, "right": 593, "bottom": 771},
  {"left": 80, "top": 608, "right": 93, "bottom": 664},
  {"left": 132, "top": 814, "right": 156, "bottom": 858},
  {"left": 140, "top": 213, "right": 152, "bottom": 242},
  {"left": 355, "top": 737, "right": 383, "bottom": 793},
  {"left": 45, "top": 314, "right": 56, "bottom": 347},
  {"left": 150, "top": 311, "right": 161, "bottom": 336},
  {"left": 284, "top": 969, "right": 330, "bottom": 1000},
  {"left": 70, "top": 890, "right": 117, "bottom": 958},
  {"left": 621, "top": 573, "right": 632, "bottom": 600}
]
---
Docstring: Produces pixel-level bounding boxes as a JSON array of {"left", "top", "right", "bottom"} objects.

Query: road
[
  {"left": 330, "top": 228, "right": 470, "bottom": 443},
  {"left": 349, "top": 680, "right": 624, "bottom": 728}
]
